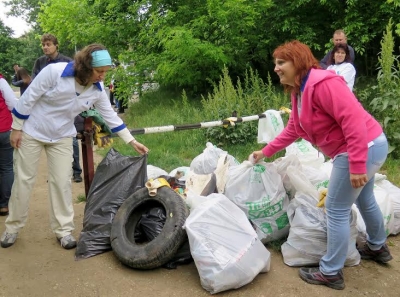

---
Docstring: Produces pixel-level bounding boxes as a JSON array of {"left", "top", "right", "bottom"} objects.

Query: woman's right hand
[{"left": 10, "top": 129, "right": 23, "bottom": 149}]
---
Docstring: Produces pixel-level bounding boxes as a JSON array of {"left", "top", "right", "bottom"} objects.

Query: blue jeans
[
  {"left": 72, "top": 137, "right": 82, "bottom": 175},
  {"left": 0, "top": 131, "right": 14, "bottom": 208},
  {"left": 320, "top": 133, "right": 388, "bottom": 275}
]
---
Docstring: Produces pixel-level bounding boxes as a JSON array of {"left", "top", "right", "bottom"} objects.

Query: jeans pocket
[{"left": 370, "top": 142, "right": 388, "bottom": 167}]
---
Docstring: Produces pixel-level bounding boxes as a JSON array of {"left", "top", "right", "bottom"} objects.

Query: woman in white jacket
[
  {"left": 327, "top": 44, "right": 356, "bottom": 91},
  {"left": 1, "top": 44, "right": 149, "bottom": 250}
]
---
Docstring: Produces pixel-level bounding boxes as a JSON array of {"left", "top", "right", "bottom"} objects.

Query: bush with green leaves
[
  {"left": 200, "top": 67, "right": 289, "bottom": 147},
  {"left": 358, "top": 19, "right": 400, "bottom": 157}
]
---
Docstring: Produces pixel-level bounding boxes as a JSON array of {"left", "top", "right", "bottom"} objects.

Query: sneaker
[
  {"left": 358, "top": 243, "right": 393, "bottom": 263},
  {"left": 73, "top": 174, "right": 82, "bottom": 183},
  {"left": 299, "top": 267, "right": 345, "bottom": 290},
  {"left": 58, "top": 234, "right": 77, "bottom": 250},
  {"left": 1, "top": 232, "right": 18, "bottom": 248}
]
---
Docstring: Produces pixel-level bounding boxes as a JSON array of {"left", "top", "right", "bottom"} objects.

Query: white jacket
[
  {"left": 327, "top": 62, "right": 356, "bottom": 91},
  {"left": 12, "top": 62, "right": 132, "bottom": 143}
]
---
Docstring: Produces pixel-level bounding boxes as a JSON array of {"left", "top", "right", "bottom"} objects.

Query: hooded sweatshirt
[{"left": 262, "top": 68, "right": 382, "bottom": 174}]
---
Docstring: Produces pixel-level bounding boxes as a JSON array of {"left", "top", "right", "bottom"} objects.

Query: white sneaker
[
  {"left": 1, "top": 231, "right": 18, "bottom": 248},
  {"left": 57, "top": 234, "right": 77, "bottom": 250}
]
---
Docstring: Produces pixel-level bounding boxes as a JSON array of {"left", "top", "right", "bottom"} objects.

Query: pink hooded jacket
[{"left": 262, "top": 68, "right": 383, "bottom": 174}]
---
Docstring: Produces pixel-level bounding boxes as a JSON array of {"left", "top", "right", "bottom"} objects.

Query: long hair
[
  {"left": 328, "top": 43, "right": 351, "bottom": 65},
  {"left": 17, "top": 67, "right": 32, "bottom": 86},
  {"left": 74, "top": 44, "right": 107, "bottom": 85},
  {"left": 273, "top": 40, "right": 320, "bottom": 94}
]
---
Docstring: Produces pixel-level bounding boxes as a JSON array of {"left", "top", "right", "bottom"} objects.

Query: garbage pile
[{"left": 75, "top": 111, "right": 400, "bottom": 294}]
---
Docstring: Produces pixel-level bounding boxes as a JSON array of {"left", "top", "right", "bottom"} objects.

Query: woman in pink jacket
[{"left": 252, "top": 40, "right": 391, "bottom": 290}]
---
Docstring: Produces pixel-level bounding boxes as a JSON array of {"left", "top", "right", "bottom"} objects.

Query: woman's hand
[
  {"left": 130, "top": 140, "right": 149, "bottom": 155},
  {"left": 251, "top": 150, "right": 266, "bottom": 163},
  {"left": 350, "top": 173, "right": 368, "bottom": 188},
  {"left": 10, "top": 129, "right": 23, "bottom": 149}
]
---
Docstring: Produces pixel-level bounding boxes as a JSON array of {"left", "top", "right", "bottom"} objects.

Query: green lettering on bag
[
  {"left": 384, "top": 214, "right": 392, "bottom": 235},
  {"left": 276, "top": 212, "right": 289, "bottom": 230},
  {"left": 252, "top": 164, "right": 266, "bottom": 173},
  {"left": 270, "top": 114, "right": 279, "bottom": 131},
  {"left": 296, "top": 141, "right": 311, "bottom": 153},
  {"left": 259, "top": 222, "right": 273, "bottom": 234},
  {"left": 246, "top": 196, "right": 271, "bottom": 211},
  {"left": 316, "top": 180, "right": 329, "bottom": 190},
  {"left": 247, "top": 197, "right": 285, "bottom": 219}
]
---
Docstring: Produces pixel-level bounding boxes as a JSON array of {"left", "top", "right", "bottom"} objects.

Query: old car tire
[{"left": 111, "top": 186, "right": 189, "bottom": 269}]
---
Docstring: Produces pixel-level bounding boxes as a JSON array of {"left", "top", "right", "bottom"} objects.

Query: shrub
[
  {"left": 358, "top": 19, "right": 400, "bottom": 157},
  {"left": 200, "top": 66, "right": 289, "bottom": 147}
]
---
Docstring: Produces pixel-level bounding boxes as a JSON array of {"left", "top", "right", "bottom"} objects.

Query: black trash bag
[
  {"left": 137, "top": 207, "right": 166, "bottom": 242},
  {"left": 75, "top": 148, "right": 147, "bottom": 260},
  {"left": 132, "top": 206, "right": 193, "bottom": 270},
  {"left": 163, "top": 239, "right": 193, "bottom": 269}
]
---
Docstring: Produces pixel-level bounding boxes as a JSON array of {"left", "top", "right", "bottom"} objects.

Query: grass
[{"left": 75, "top": 194, "right": 86, "bottom": 203}]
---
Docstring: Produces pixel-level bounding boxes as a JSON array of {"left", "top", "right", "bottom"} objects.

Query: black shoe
[
  {"left": 358, "top": 243, "right": 393, "bottom": 263},
  {"left": 299, "top": 267, "right": 345, "bottom": 290},
  {"left": 73, "top": 174, "right": 83, "bottom": 183}
]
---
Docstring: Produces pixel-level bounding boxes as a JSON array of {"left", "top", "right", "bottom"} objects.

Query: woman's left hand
[
  {"left": 130, "top": 140, "right": 149, "bottom": 155},
  {"left": 350, "top": 173, "right": 368, "bottom": 188}
]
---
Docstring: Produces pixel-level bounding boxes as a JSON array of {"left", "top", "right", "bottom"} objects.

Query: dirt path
[{"left": 0, "top": 148, "right": 399, "bottom": 297}]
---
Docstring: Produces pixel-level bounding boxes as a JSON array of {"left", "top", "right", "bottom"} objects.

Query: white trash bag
[
  {"left": 146, "top": 165, "right": 168, "bottom": 180},
  {"left": 224, "top": 161, "right": 290, "bottom": 243},
  {"left": 257, "top": 109, "right": 285, "bottom": 144},
  {"left": 285, "top": 139, "right": 325, "bottom": 169},
  {"left": 375, "top": 176, "right": 400, "bottom": 235},
  {"left": 184, "top": 192, "right": 271, "bottom": 294},
  {"left": 273, "top": 155, "right": 329, "bottom": 199},
  {"left": 190, "top": 142, "right": 238, "bottom": 175},
  {"left": 281, "top": 192, "right": 360, "bottom": 267}
]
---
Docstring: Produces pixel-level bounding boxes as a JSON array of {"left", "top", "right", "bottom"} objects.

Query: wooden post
[{"left": 80, "top": 117, "right": 95, "bottom": 197}]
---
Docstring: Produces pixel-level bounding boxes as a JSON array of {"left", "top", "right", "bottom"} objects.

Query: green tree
[
  {"left": 36, "top": 0, "right": 400, "bottom": 93},
  {"left": 0, "top": 19, "right": 23, "bottom": 79}
]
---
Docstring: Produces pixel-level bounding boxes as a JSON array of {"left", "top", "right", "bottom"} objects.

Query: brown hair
[
  {"left": 41, "top": 33, "right": 59, "bottom": 48},
  {"left": 74, "top": 44, "right": 107, "bottom": 85},
  {"left": 328, "top": 43, "right": 352, "bottom": 65},
  {"left": 273, "top": 40, "right": 321, "bottom": 94},
  {"left": 17, "top": 67, "right": 32, "bottom": 86}
]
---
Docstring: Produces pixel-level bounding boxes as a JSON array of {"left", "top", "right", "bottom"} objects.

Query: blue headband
[{"left": 91, "top": 50, "right": 112, "bottom": 67}]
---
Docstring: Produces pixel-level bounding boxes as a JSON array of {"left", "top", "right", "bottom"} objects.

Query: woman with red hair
[{"left": 251, "top": 40, "right": 391, "bottom": 290}]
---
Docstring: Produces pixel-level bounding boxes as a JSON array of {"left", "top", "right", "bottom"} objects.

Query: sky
[{"left": 0, "top": 0, "right": 31, "bottom": 37}]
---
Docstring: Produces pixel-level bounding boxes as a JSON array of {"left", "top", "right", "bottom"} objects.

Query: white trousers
[{"left": 5, "top": 132, "right": 75, "bottom": 238}]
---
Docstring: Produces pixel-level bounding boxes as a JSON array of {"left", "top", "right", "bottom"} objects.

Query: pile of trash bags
[{"left": 75, "top": 110, "right": 400, "bottom": 295}]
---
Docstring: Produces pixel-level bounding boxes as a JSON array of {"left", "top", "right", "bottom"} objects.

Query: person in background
[
  {"left": 326, "top": 44, "right": 356, "bottom": 91},
  {"left": 320, "top": 29, "right": 355, "bottom": 69},
  {"left": 32, "top": 33, "right": 83, "bottom": 183},
  {"left": 251, "top": 40, "right": 392, "bottom": 290},
  {"left": 1, "top": 44, "right": 149, "bottom": 250},
  {"left": 0, "top": 73, "right": 18, "bottom": 217},
  {"left": 12, "top": 67, "right": 32, "bottom": 95}
]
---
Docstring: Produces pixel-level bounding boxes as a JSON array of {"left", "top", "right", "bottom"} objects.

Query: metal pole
[
  {"left": 125, "top": 110, "right": 289, "bottom": 136},
  {"left": 81, "top": 109, "right": 289, "bottom": 193}
]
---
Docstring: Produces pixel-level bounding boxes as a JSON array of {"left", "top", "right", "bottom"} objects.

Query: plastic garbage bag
[
  {"left": 281, "top": 192, "right": 360, "bottom": 267},
  {"left": 375, "top": 176, "right": 400, "bottom": 235},
  {"left": 147, "top": 165, "right": 168, "bottom": 180},
  {"left": 285, "top": 139, "right": 325, "bottom": 169},
  {"left": 224, "top": 160, "right": 290, "bottom": 243},
  {"left": 190, "top": 142, "right": 238, "bottom": 175},
  {"left": 257, "top": 109, "right": 285, "bottom": 144},
  {"left": 184, "top": 192, "right": 271, "bottom": 294},
  {"left": 75, "top": 148, "right": 147, "bottom": 260},
  {"left": 137, "top": 207, "right": 166, "bottom": 241},
  {"left": 163, "top": 240, "right": 193, "bottom": 270}
]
